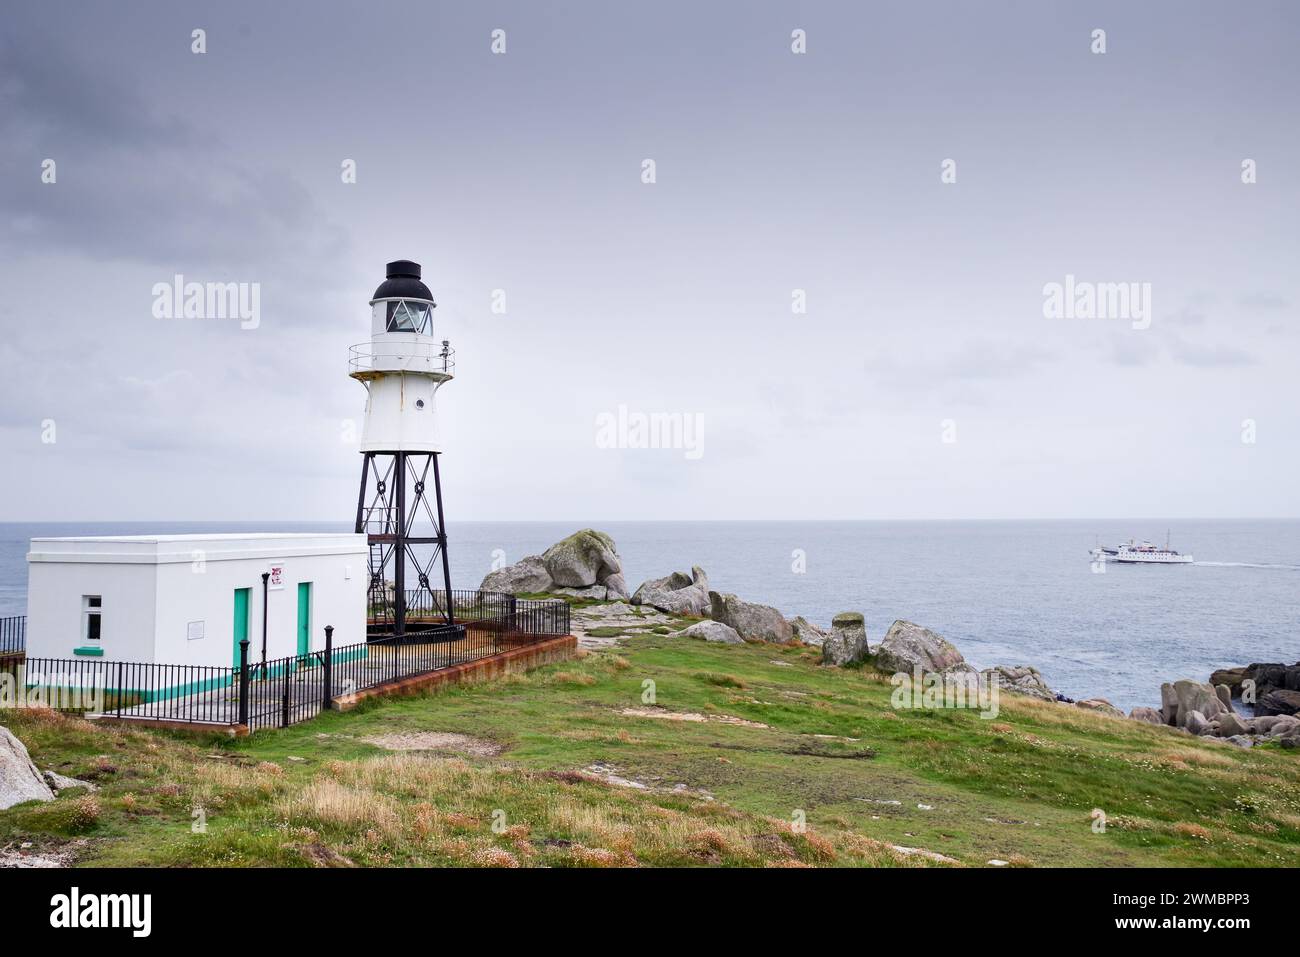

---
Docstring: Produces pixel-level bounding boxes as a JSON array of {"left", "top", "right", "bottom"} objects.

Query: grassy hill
[{"left": 3, "top": 631, "right": 1299, "bottom": 867}]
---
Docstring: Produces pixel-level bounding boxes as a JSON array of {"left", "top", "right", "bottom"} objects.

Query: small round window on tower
[{"left": 415, "top": 399, "right": 426, "bottom": 410}]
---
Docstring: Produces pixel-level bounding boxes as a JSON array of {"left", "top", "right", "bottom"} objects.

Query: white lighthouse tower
[{"left": 349, "top": 260, "right": 457, "bottom": 639}]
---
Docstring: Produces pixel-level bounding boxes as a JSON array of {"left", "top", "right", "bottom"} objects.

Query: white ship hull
[
  {"left": 1091, "top": 536, "right": 1193, "bottom": 564},
  {"left": 1113, "top": 552, "right": 1193, "bottom": 564}
]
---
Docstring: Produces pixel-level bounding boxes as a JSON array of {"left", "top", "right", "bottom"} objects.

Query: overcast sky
[{"left": 1, "top": 1, "right": 1297, "bottom": 521}]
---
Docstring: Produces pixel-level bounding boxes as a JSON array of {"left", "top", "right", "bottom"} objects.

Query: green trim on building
[{"left": 72, "top": 646, "right": 104, "bottom": 657}]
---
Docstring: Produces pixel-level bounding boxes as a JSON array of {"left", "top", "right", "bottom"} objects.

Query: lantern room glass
[{"left": 386, "top": 300, "right": 432, "bottom": 335}]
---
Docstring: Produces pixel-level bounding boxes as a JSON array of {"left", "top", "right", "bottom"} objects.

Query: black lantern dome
[{"left": 372, "top": 260, "right": 435, "bottom": 303}]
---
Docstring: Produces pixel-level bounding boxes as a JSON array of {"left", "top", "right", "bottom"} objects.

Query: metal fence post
[
  {"left": 116, "top": 661, "right": 124, "bottom": 717},
  {"left": 238, "top": 639, "right": 250, "bottom": 726},
  {"left": 281, "top": 657, "right": 291, "bottom": 728},
  {"left": 322, "top": 625, "right": 334, "bottom": 710}
]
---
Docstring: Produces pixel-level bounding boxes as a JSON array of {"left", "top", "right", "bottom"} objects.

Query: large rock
[
  {"left": 1170, "top": 679, "right": 1228, "bottom": 728},
  {"left": 984, "top": 665, "right": 1055, "bottom": 701},
  {"left": 678, "top": 621, "right": 744, "bottom": 645},
  {"left": 1183, "top": 710, "right": 1212, "bottom": 736},
  {"left": 789, "top": 616, "right": 828, "bottom": 648},
  {"left": 1159, "top": 683, "right": 1179, "bottom": 726},
  {"left": 1209, "top": 667, "right": 1247, "bottom": 692},
  {"left": 0, "top": 726, "right": 55, "bottom": 811},
  {"left": 708, "top": 592, "right": 794, "bottom": 644},
  {"left": 632, "top": 566, "right": 710, "bottom": 616},
  {"left": 1256, "top": 688, "right": 1300, "bottom": 717},
  {"left": 602, "top": 573, "right": 630, "bottom": 601},
  {"left": 821, "top": 612, "right": 869, "bottom": 666},
  {"left": 1215, "top": 684, "right": 1233, "bottom": 710},
  {"left": 874, "top": 620, "right": 974, "bottom": 675},
  {"left": 1217, "top": 711, "right": 1248, "bottom": 737},
  {"left": 1076, "top": 698, "right": 1124, "bottom": 719},
  {"left": 480, "top": 554, "right": 553, "bottom": 595},
  {"left": 1250, "top": 715, "right": 1299, "bottom": 735},
  {"left": 542, "top": 529, "right": 622, "bottom": 588},
  {"left": 1129, "top": 706, "right": 1165, "bottom": 725}
]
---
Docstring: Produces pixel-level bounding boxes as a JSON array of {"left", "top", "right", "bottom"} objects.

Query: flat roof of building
[{"left": 28, "top": 532, "right": 367, "bottom": 565}]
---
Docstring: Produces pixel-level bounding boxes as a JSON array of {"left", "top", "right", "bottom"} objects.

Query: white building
[{"left": 25, "top": 533, "right": 367, "bottom": 670}]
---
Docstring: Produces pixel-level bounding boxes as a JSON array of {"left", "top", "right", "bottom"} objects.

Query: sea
[{"left": 4, "top": 519, "right": 1297, "bottom": 712}]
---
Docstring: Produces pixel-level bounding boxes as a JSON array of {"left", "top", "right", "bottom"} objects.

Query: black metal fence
[
  {"left": 0, "top": 591, "right": 571, "bottom": 732},
  {"left": 0, "top": 616, "right": 25, "bottom": 656}
]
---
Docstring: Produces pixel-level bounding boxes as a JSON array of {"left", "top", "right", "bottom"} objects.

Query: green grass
[{"left": 3, "top": 634, "right": 1299, "bottom": 868}]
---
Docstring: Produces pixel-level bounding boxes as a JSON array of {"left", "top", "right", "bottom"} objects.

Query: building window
[{"left": 82, "top": 595, "right": 102, "bottom": 642}]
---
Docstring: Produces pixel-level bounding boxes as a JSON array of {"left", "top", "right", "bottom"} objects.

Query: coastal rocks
[
  {"left": 1256, "top": 688, "right": 1300, "bottom": 718},
  {"left": 1168, "top": 679, "right": 1228, "bottom": 729},
  {"left": 602, "top": 573, "right": 631, "bottom": 601},
  {"left": 821, "top": 612, "right": 869, "bottom": 667},
  {"left": 983, "top": 665, "right": 1055, "bottom": 702},
  {"left": 479, "top": 530, "right": 628, "bottom": 598},
  {"left": 542, "top": 529, "right": 623, "bottom": 589},
  {"left": 679, "top": 621, "right": 744, "bottom": 645},
  {"left": 0, "top": 727, "right": 55, "bottom": 811},
  {"left": 1075, "top": 698, "right": 1124, "bottom": 719},
  {"left": 1183, "top": 710, "right": 1212, "bottom": 736},
  {"left": 1129, "top": 706, "right": 1165, "bottom": 725},
  {"left": 708, "top": 592, "right": 794, "bottom": 644},
  {"left": 480, "top": 554, "right": 553, "bottom": 595},
  {"left": 632, "top": 566, "right": 710, "bottom": 617},
  {"left": 874, "top": 620, "right": 974, "bottom": 676},
  {"left": 1252, "top": 715, "right": 1299, "bottom": 736},
  {"left": 1215, "top": 684, "right": 1233, "bottom": 710},
  {"left": 1209, "top": 667, "right": 1247, "bottom": 692},
  {"left": 789, "top": 616, "right": 828, "bottom": 648},
  {"left": 1217, "top": 711, "right": 1249, "bottom": 737}
]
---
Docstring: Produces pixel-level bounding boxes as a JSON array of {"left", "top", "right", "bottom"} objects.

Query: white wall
[
  {"left": 25, "top": 561, "right": 157, "bottom": 662},
  {"left": 153, "top": 550, "right": 367, "bottom": 668},
  {"left": 26, "top": 535, "right": 368, "bottom": 668}
]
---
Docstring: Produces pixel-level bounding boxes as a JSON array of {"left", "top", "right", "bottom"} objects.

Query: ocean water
[{"left": 4, "top": 520, "right": 1298, "bottom": 712}]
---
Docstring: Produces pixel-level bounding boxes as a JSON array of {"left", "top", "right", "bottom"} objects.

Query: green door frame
[
  {"left": 296, "top": 582, "right": 312, "bottom": 666},
  {"left": 232, "top": 588, "right": 251, "bottom": 668}
]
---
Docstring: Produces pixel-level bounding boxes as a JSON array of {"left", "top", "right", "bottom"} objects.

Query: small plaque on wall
[
  {"left": 187, "top": 620, "right": 205, "bottom": 641},
  {"left": 268, "top": 562, "right": 286, "bottom": 590}
]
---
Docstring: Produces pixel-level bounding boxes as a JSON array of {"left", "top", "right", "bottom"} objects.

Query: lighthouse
[{"left": 349, "top": 260, "right": 458, "bottom": 640}]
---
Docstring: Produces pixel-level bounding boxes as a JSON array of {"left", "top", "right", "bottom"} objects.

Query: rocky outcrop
[
  {"left": 1256, "top": 688, "right": 1300, "bottom": 718},
  {"left": 543, "top": 529, "right": 622, "bottom": 588},
  {"left": 1129, "top": 706, "right": 1164, "bottom": 725},
  {"left": 1218, "top": 711, "right": 1249, "bottom": 737},
  {"left": 708, "top": 592, "right": 794, "bottom": 644},
  {"left": 874, "top": 620, "right": 974, "bottom": 675},
  {"left": 480, "top": 554, "right": 553, "bottom": 595},
  {"left": 0, "top": 727, "right": 55, "bottom": 811},
  {"left": 1165, "top": 679, "right": 1229, "bottom": 729},
  {"left": 983, "top": 665, "right": 1055, "bottom": 701},
  {"left": 821, "top": 612, "right": 869, "bottom": 666},
  {"left": 479, "top": 530, "right": 627, "bottom": 598},
  {"left": 678, "top": 621, "right": 744, "bottom": 645},
  {"left": 632, "top": 567, "right": 710, "bottom": 616},
  {"left": 1075, "top": 698, "right": 1124, "bottom": 719},
  {"left": 1209, "top": 666, "right": 1247, "bottom": 691},
  {"left": 789, "top": 616, "right": 828, "bottom": 648}
]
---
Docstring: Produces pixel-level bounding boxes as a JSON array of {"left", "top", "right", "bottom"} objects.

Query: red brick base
[{"left": 332, "top": 634, "right": 577, "bottom": 711}]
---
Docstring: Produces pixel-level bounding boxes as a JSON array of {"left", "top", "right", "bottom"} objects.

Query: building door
[
  {"left": 232, "top": 588, "right": 251, "bottom": 668},
  {"left": 296, "top": 582, "right": 312, "bottom": 664}
]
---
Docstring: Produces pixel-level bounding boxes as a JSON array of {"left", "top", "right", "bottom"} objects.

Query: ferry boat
[{"left": 1090, "top": 532, "right": 1193, "bottom": 565}]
